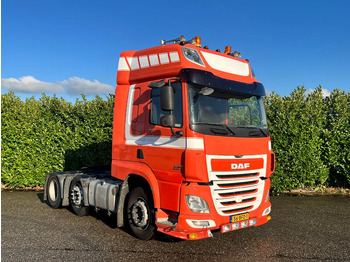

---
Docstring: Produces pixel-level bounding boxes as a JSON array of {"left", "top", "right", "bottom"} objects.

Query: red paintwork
[{"left": 112, "top": 40, "right": 274, "bottom": 240}]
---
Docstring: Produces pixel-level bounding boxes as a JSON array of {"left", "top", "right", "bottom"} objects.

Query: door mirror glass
[
  {"left": 160, "top": 85, "right": 174, "bottom": 111},
  {"left": 160, "top": 114, "right": 175, "bottom": 128}
]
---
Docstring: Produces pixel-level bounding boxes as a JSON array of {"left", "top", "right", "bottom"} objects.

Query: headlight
[
  {"left": 186, "top": 195, "right": 209, "bottom": 213},
  {"left": 182, "top": 47, "right": 204, "bottom": 66}
]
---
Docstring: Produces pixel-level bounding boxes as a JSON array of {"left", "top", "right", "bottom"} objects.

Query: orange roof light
[
  {"left": 192, "top": 36, "right": 201, "bottom": 47},
  {"left": 224, "top": 46, "right": 232, "bottom": 55}
]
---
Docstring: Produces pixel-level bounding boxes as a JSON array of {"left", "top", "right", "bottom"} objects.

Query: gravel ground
[{"left": 2, "top": 191, "right": 350, "bottom": 261}]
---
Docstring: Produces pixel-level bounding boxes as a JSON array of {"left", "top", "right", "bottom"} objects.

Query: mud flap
[{"left": 116, "top": 180, "right": 129, "bottom": 228}]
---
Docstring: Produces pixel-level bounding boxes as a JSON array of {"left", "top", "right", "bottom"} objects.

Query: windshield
[{"left": 188, "top": 83, "right": 268, "bottom": 137}]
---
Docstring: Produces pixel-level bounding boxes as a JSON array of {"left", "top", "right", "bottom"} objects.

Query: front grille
[
  {"left": 222, "top": 205, "right": 253, "bottom": 214},
  {"left": 219, "top": 189, "right": 257, "bottom": 197},
  {"left": 217, "top": 180, "right": 259, "bottom": 188},
  {"left": 221, "top": 197, "right": 255, "bottom": 205},
  {"left": 216, "top": 172, "right": 259, "bottom": 179},
  {"left": 207, "top": 154, "right": 267, "bottom": 216}
]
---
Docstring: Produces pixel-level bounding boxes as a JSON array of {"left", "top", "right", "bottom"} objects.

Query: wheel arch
[{"left": 116, "top": 170, "right": 160, "bottom": 228}]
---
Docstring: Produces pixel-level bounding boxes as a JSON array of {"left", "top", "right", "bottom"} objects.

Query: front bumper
[{"left": 156, "top": 182, "right": 271, "bottom": 240}]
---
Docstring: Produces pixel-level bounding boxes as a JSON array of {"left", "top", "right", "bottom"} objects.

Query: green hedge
[
  {"left": 1, "top": 88, "right": 350, "bottom": 190},
  {"left": 1, "top": 92, "right": 114, "bottom": 187},
  {"left": 266, "top": 86, "right": 350, "bottom": 191}
]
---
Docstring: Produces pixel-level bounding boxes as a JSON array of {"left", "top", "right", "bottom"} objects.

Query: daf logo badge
[{"left": 231, "top": 163, "right": 250, "bottom": 169}]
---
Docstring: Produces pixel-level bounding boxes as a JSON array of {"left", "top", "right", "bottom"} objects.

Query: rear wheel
[
  {"left": 69, "top": 176, "right": 89, "bottom": 216},
  {"left": 127, "top": 187, "right": 156, "bottom": 240},
  {"left": 47, "top": 174, "right": 62, "bottom": 209}
]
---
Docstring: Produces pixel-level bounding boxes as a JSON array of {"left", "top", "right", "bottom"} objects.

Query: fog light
[
  {"left": 188, "top": 233, "right": 198, "bottom": 239},
  {"left": 241, "top": 221, "right": 248, "bottom": 228},
  {"left": 192, "top": 220, "right": 210, "bottom": 227},
  {"left": 249, "top": 218, "right": 257, "bottom": 226},
  {"left": 232, "top": 222, "right": 240, "bottom": 230},
  {"left": 267, "top": 215, "right": 272, "bottom": 221},
  {"left": 222, "top": 224, "right": 231, "bottom": 232}
]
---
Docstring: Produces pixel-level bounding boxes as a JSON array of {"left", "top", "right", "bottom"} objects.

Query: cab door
[{"left": 139, "top": 80, "right": 186, "bottom": 211}]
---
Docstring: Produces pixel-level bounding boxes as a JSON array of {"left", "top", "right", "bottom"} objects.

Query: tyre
[
  {"left": 69, "top": 176, "right": 89, "bottom": 216},
  {"left": 47, "top": 174, "right": 62, "bottom": 209},
  {"left": 127, "top": 187, "right": 156, "bottom": 240}
]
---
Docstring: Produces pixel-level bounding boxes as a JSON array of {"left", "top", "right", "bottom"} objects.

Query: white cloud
[
  {"left": 305, "top": 88, "right": 331, "bottom": 98},
  {"left": 1, "top": 76, "right": 114, "bottom": 95},
  {"left": 1, "top": 76, "right": 63, "bottom": 93},
  {"left": 60, "top": 77, "right": 114, "bottom": 95}
]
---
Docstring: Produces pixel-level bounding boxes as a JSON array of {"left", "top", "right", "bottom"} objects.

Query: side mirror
[
  {"left": 160, "top": 85, "right": 174, "bottom": 111},
  {"left": 160, "top": 114, "right": 175, "bottom": 128}
]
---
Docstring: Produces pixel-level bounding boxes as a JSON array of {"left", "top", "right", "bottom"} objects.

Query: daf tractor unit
[{"left": 45, "top": 35, "right": 275, "bottom": 240}]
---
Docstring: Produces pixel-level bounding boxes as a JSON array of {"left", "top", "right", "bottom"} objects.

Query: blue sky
[{"left": 2, "top": 0, "right": 350, "bottom": 102}]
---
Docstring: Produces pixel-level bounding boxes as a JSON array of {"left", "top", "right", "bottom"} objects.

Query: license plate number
[{"left": 230, "top": 213, "right": 249, "bottom": 223}]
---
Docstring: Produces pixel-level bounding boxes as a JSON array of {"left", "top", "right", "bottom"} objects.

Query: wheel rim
[
  {"left": 49, "top": 179, "right": 58, "bottom": 201},
  {"left": 70, "top": 183, "right": 83, "bottom": 207},
  {"left": 131, "top": 197, "right": 150, "bottom": 229}
]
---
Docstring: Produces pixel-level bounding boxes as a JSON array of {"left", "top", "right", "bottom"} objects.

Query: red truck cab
[{"left": 112, "top": 36, "right": 275, "bottom": 240}]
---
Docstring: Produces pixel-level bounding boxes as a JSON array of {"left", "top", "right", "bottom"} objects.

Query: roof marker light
[
  {"left": 192, "top": 36, "right": 201, "bottom": 47},
  {"left": 215, "top": 49, "right": 221, "bottom": 52},
  {"left": 224, "top": 46, "right": 232, "bottom": 55}
]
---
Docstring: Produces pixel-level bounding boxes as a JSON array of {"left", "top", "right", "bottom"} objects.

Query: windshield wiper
[
  {"left": 194, "top": 123, "right": 235, "bottom": 136},
  {"left": 235, "top": 126, "right": 268, "bottom": 137}
]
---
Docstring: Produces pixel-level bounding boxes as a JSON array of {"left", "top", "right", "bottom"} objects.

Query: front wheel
[
  {"left": 127, "top": 187, "right": 156, "bottom": 240},
  {"left": 69, "top": 176, "right": 89, "bottom": 216}
]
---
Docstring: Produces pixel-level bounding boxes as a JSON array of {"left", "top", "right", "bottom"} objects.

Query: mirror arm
[
  {"left": 170, "top": 127, "right": 183, "bottom": 138},
  {"left": 167, "top": 111, "right": 183, "bottom": 138}
]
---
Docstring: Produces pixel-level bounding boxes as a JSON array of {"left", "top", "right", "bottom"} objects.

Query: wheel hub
[
  {"left": 131, "top": 198, "right": 149, "bottom": 228},
  {"left": 49, "top": 180, "right": 58, "bottom": 201},
  {"left": 70, "top": 183, "right": 83, "bottom": 207}
]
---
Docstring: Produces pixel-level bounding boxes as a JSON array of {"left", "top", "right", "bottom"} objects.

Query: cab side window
[{"left": 150, "top": 82, "right": 183, "bottom": 127}]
